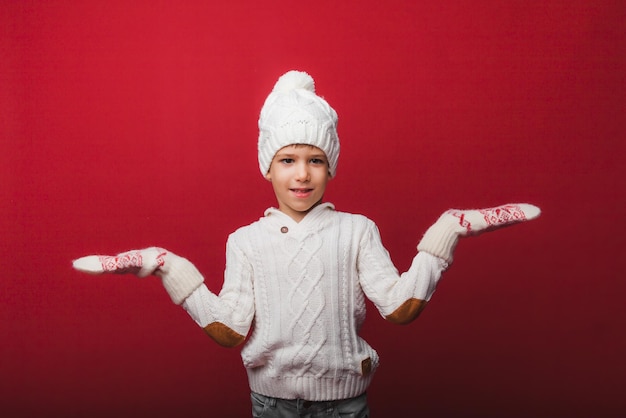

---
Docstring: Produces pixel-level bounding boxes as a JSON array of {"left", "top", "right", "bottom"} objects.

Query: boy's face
[{"left": 265, "top": 144, "right": 331, "bottom": 222}]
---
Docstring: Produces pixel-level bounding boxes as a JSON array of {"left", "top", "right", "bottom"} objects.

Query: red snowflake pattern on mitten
[
  {"left": 446, "top": 204, "right": 529, "bottom": 235},
  {"left": 479, "top": 204, "right": 528, "bottom": 228},
  {"left": 97, "top": 248, "right": 166, "bottom": 277},
  {"left": 99, "top": 251, "right": 144, "bottom": 274}
]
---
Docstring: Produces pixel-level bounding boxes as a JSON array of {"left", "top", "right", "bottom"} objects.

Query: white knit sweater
[{"left": 182, "top": 203, "right": 447, "bottom": 401}]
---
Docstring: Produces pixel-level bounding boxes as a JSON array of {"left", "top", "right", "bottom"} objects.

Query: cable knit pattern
[
  {"left": 182, "top": 203, "right": 447, "bottom": 401},
  {"left": 284, "top": 231, "right": 328, "bottom": 378}
]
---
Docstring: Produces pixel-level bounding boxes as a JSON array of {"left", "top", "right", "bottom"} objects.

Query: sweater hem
[{"left": 246, "top": 369, "right": 374, "bottom": 401}]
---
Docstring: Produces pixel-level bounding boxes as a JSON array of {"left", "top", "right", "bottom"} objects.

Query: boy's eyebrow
[
  {"left": 275, "top": 152, "right": 327, "bottom": 159},
  {"left": 275, "top": 152, "right": 295, "bottom": 158}
]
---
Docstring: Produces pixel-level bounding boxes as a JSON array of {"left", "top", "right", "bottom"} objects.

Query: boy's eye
[
  {"left": 280, "top": 158, "right": 294, "bottom": 164},
  {"left": 310, "top": 158, "right": 326, "bottom": 165}
]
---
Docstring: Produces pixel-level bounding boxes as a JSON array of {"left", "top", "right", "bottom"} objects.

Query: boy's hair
[{"left": 257, "top": 70, "right": 340, "bottom": 177}]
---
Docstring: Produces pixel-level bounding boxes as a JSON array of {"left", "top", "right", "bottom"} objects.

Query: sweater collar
[{"left": 263, "top": 202, "right": 335, "bottom": 230}]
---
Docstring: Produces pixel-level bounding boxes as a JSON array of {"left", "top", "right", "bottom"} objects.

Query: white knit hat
[{"left": 258, "top": 70, "right": 340, "bottom": 177}]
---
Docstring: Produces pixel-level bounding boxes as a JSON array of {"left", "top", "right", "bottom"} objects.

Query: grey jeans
[{"left": 251, "top": 391, "right": 369, "bottom": 418}]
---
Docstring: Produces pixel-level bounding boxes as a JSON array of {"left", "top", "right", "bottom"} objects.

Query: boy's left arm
[{"left": 362, "top": 203, "right": 540, "bottom": 325}]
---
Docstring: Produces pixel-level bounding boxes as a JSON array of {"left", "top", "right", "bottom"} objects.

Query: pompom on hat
[{"left": 258, "top": 70, "right": 340, "bottom": 177}]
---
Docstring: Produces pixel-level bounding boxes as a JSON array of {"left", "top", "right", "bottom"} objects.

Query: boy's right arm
[{"left": 72, "top": 246, "right": 253, "bottom": 347}]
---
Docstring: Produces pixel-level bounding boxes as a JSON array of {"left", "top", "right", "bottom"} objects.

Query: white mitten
[
  {"left": 417, "top": 203, "right": 541, "bottom": 263},
  {"left": 72, "top": 247, "right": 204, "bottom": 304}
]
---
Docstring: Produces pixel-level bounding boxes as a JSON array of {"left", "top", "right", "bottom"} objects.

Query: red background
[{"left": 2, "top": 1, "right": 624, "bottom": 417}]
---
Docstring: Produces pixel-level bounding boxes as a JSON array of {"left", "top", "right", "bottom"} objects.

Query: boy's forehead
[{"left": 276, "top": 144, "right": 326, "bottom": 154}]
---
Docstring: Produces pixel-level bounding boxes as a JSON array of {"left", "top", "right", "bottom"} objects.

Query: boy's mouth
[{"left": 290, "top": 188, "right": 313, "bottom": 197}]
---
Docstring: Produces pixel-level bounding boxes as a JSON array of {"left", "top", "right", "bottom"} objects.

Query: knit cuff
[
  {"left": 417, "top": 213, "right": 464, "bottom": 264},
  {"left": 158, "top": 255, "right": 205, "bottom": 305}
]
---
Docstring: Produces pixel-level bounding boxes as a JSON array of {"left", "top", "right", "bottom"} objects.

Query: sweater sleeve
[
  {"left": 357, "top": 221, "right": 448, "bottom": 324},
  {"left": 181, "top": 236, "right": 255, "bottom": 347}
]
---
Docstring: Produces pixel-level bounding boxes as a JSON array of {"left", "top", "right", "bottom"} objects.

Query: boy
[{"left": 73, "top": 70, "right": 540, "bottom": 417}]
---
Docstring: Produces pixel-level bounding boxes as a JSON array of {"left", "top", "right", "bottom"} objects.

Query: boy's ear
[{"left": 265, "top": 171, "right": 272, "bottom": 181}]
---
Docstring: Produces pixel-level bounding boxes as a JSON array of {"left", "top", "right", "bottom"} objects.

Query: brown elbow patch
[
  {"left": 203, "top": 322, "right": 245, "bottom": 348},
  {"left": 385, "top": 298, "right": 427, "bottom": 325}
]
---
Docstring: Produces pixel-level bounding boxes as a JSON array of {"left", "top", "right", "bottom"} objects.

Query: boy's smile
[
  {"left": 291, "top": 188, "right": 313, "bottom": 197},
  {"left": 265, "top": 144, "right": 331, "bottom": 222}
]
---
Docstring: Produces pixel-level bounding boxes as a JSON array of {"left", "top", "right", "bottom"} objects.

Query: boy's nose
[{"left": 295, "top": 163, "right": 310, "bottom": 182}]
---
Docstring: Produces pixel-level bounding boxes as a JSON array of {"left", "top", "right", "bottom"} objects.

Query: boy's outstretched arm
[
  {"left": 369, "top": 203, "right": 540, "bottom": 325},
  {"left": 72, "top": 247, "right": 249, "bottom": 347}
]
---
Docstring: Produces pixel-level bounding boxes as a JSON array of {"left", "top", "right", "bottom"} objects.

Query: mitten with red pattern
[
  {"left": 72, "top": 247, "right": 204, "bottom": 304},
  {"left": 417, "top": 203, "right": 541, "bottom": 263}
]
